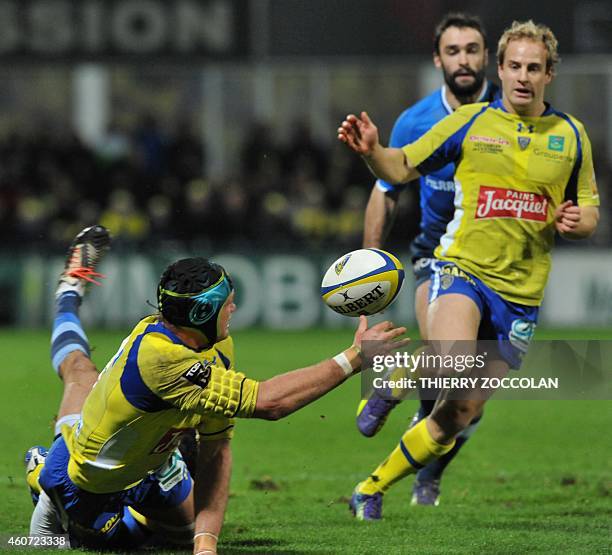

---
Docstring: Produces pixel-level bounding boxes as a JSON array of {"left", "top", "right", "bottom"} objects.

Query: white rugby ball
[{"left": 321, "top": 248, "right": 404, "bottom": 317}]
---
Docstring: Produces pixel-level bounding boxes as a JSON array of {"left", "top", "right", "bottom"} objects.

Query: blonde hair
[{"left": 497, "top": 20, "right": 560, "bottom": 73}]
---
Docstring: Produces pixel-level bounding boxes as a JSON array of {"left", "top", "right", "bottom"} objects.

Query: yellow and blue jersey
[
  {"left": 64, "top": 315, "right": 259, "bottom": 494},
  {"left": 402, "top": 98, "right": 599, "bottom": 306},
  {"left": 377, "top": 82, "right": 499, "bottom": 254}
]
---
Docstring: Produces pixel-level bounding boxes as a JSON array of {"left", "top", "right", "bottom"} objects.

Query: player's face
[
  {"left": 216, "top": 291, "right": 236, "bottom": 341},
  {"left": 498, "top": 39, "right": 552, "bottom": 116},
  {"left": 434, "top": 26, "right": 487, "bottom": 99}
]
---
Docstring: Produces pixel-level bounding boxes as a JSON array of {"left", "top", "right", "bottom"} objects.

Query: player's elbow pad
[{"left": 198, "top": 371, "right": 259, "bottom": 418}]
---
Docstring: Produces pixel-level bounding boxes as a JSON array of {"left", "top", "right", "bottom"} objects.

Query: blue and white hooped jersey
[{"left": 376, "top": 81, "right": 500, "bottom": 254}]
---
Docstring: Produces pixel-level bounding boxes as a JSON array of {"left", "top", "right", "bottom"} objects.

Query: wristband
[
  {"left": 333, "top": 352, "right": 353, "bottom": 375},
  {"left": 194, "top": 531, "right": 218, "bottom": 555},
  {"left": 193, "top": 532, "right": 219, "bottom": 555},
  {"left": 333, "top": 344, "right": 362, "bottom": 376},
  {"left": 194, "top": 532, "right": 218, "bottom": 541}
]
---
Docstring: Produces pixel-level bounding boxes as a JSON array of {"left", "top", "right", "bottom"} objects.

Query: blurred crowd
[
  {"left": 0, "top": 115, "right": 609, "bottom": 253},
  {"left": 0, "top": 115, "right": 422, "bottom": 253}
]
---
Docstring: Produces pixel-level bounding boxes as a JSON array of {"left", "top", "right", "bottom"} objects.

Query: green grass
[{"left": 0, "top": 328, "right": 611, "bottom": 554}]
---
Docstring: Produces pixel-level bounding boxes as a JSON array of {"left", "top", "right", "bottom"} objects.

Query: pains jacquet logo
[
  {"left": 335, "top": 254, "right": 351, "bottom": 275},
  {"left": 548, "top": 135, "right": 565, "bottom": 152}
]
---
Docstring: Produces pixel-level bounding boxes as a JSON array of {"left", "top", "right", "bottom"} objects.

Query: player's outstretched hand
[
  {"left": 554, "top": 200, "right": 581, "bottom": 234},
  {"left": 337, "top": 112, "right": 380, "bottom": 157},
  {"left": 352, "top": 315, "right": 409, "bottom": 361}
]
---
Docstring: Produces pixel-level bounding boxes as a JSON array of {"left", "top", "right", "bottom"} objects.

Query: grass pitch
[{"left": 0, "top": 327, "right": 611, "bottom": 554}]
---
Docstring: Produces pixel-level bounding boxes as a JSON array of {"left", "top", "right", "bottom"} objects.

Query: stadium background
[{"left": 1, "top": 1, "right": 610, "bottom": 553}]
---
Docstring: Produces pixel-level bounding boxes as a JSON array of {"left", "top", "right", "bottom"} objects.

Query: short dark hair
[{"left": 434, "top": 13, "right": 487, "bottom": 55}]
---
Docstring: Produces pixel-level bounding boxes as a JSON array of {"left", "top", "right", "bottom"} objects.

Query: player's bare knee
[
  {"left": 58, "top": 351, "right": 98, "bottom": 386},
  {"left": 431, "top": 400, "right": 480, "bottom": 435}
]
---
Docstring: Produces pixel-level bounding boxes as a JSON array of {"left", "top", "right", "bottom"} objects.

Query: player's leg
[
  {"left": 29, "top": 491, "right": 65, "bottom": 537},
  {"left": 426, "top": 279, "right": 537, "bottom": 449},
  {"left": 410, "top": 275, "right": 484, "bottom": 505},
  {"left": 28, "top": 225, "right": 110, "bottom": 530},
  {"left": 355, "top": 259, "right": 432, "bottom": 437},
  {"left": 410, "top": 408, "right": 482, "bottom": 505},
  {"left": 350, "top": 290, "right": 481, "bottom": 520},
  {"left": 422, "top": 266, "right": 538, "bottom": 447},
  {"left": 130, "top": 489, "right": 195, "bottom": 547},
  {"left": 28, "top": 312, "right": 99, "bottom": 504},
  {"left": 36, "top": 436, "right": 191, "bottom": 550},
  {"left": 126, "top": 450, "right": 195, "bottom": 548},
  {"left": 37, "top": 434, "right": 147, "bottom": 549},
  {"left": 51, "top": 225, "right": 110, "bottom": 432},
  {"left": 421, "top": 288, "right": 485, "bottom": 440},
  {"left": 414, "top": 276, "right": 430, "bottom": 340},
  {"left": 35, "top": 437, "right": 195, "bottom": 550}
]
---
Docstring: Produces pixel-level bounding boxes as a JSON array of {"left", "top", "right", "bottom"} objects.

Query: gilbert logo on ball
[{"left": 321, "top": 249, "right": 404, "bottom": 316}]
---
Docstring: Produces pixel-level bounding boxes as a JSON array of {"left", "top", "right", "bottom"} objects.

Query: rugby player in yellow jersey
[
  {"left": 27, "top": 225, "right": 240, "bottom": 550},
  {"left": 33, "top": 231, "right": 408, "bottom": 550},
  {"left": 357, "top": 13, "right": 499, "bottom": 507},
  {"left": 338, "top": 20, "right": 599, "bottom": 520}
]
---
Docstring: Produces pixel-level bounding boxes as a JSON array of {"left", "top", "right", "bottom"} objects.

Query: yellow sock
[{"left": 358, "top": 419, "right": 455, "bottom": 495}]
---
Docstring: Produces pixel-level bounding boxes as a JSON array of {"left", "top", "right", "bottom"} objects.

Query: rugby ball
[{"left": 321, "top": 249, "right": 404, "bottom": 317}]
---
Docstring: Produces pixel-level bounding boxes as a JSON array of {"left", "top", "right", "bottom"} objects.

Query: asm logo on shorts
[
  {"left": 439, "top": 264, "right": 475, "bottom": 286},
  {"left": 475, "top": 186, "right": 548, "bottom": 222}
]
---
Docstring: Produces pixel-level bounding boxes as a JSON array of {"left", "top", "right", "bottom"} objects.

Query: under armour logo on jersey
[{"left": 517, "top": 123, "right": 534, "bottom": 133}]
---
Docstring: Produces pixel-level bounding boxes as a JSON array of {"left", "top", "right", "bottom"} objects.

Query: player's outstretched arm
[
  {"left": 363, "top": 186, "right": 400, "bottom": 248},
  {"left": 337, "top": 111, "right": 419, "bottom": 184},
  {"left": 253, "top": 316, "right": 408, "bottom": 420},
  {"left": 554, "top": 201, "right": 599, "bottom": 239}
]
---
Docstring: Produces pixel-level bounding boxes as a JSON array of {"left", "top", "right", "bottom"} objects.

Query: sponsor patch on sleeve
[{"left": 182, "top": 361, "right": 212, "bottom": 388}]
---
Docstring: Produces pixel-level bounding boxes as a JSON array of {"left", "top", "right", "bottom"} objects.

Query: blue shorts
[
  {"left": 39, "top": 436, "right": 192, "bottom": 549},
  {"left": 409, "top": 235, "right": 434, "bottom": 289},
  {"left": 429, "top": 262, "right": 539, "bottom": 369},
  {"left": 412, "top": 257, "right": 434, "bottom": 288}
]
